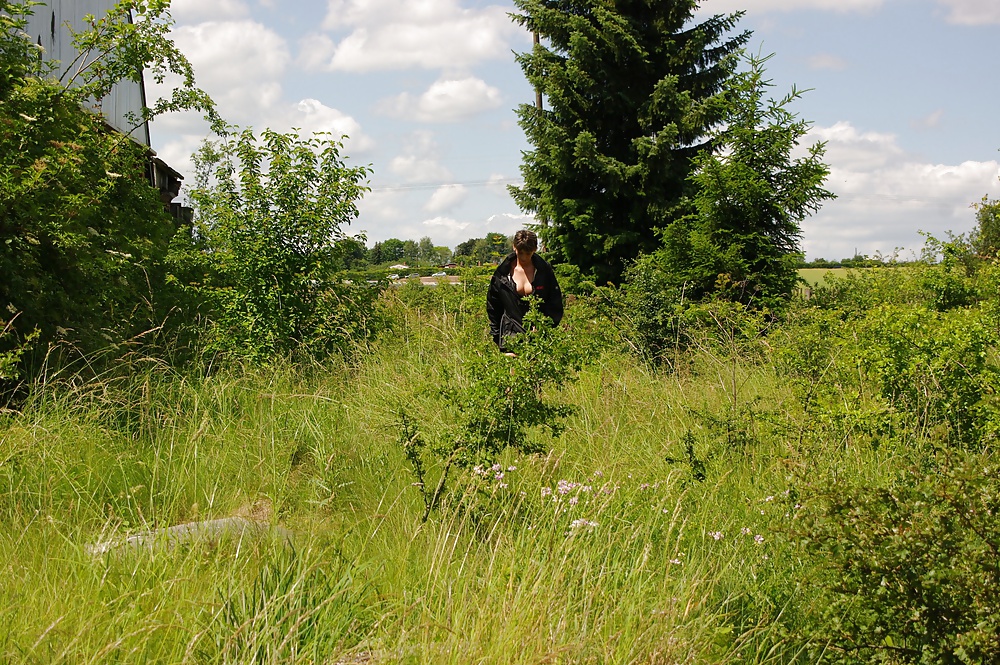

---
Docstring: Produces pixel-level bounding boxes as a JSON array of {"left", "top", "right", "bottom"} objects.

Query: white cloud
[
  {"left": 807, "top": 53, "right": 848, "bottom": 70},
  {"left": 389, "top": 155, "right": 451, "bottom": 183},
  {"left": 486, "top": 173, "right": 517, "bottom": 195},
  {"left": 297, "top": 33, "right": 338, "bottom": 71},
  {"left": 698, "top": 0, "right": 883, "bottom": 13},
  {"left": 807, "top": 122, "right": 903, "bottom": 171},
  {"left": 387, "top": 131, "right": 451, "bottom": 183},
  {"left": 150, "top": 18, "right": 370, "bottom": 159},
  {"left": 170, "top": 0, "right": 249, "bottom": 22},
  {"left": 936, "top": 0, "right": 1000, "bottom": 24},
  {"left": 801, "top": 122, "right": 1000, "bottom": 260},
  {"left": 356, "top": 189, "right": 406, "bottom": 230},
  {"left": 421, "top": 216, "right": 470, "bottom": 232},
  {"left": 379, "top": 77, "right": 503, "bottom": 123},
  {"left": 911, "top": 109, "right": 945, "bottom": 130},
  {"left": 488, "top": 212, "right": 535, "bottom": 228},
  {"left": 279, "top": 99, "right": 374, "bottom": 154},
  {"left": 316, "top": 0, "right": 524, "bottom": 72},
  {"left": 162, "top": 20, "right": 290, "bottom": 121},
  {"left": 424, "top": 184, "right": 467, "bottom": 212}
]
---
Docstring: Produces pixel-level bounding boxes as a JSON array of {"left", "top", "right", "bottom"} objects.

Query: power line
[{"left": 369, "top": 178, "right": 523, "bottom": 193}]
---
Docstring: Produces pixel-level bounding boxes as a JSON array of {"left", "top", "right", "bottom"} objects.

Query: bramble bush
[
  {"left": 398, "top": 303, "right": 584, "bottom": 520},
  {"left": 856, "top": 305, "right": 1000, "bottom": 448},
  {"left": 795, "top": 451, "right": 1000, "bottom": 663}
]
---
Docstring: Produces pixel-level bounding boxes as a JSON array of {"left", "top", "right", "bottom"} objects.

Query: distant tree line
[{"left": 342, "top": 231, "right": 520, "bottom": 270}]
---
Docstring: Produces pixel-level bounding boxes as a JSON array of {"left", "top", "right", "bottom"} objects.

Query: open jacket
[{"left": 486, "top": 252, "right": 564, "bottom": 351}]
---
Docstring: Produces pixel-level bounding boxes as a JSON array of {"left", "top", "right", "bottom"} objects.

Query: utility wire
[{"left": 370, "top": 178, "right": 523, "bottom": 193}]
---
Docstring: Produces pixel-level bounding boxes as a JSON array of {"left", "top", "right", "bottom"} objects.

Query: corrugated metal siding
[{"left": 24, "top": 0, "right": 150, "bottom": 146}]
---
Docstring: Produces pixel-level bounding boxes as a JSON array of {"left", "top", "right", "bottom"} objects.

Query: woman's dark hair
[{"left": 512, "top": 229, "right": 538, "bottom": 253}]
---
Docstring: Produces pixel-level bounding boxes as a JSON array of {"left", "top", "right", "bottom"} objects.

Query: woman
[{"left": 486, "top": 229, "right": 563, "bottom": 354}]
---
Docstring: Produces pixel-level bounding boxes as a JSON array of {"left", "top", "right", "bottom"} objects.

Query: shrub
[
  {"left": 0, "top": 0, "right": 216, "bottom": 373},
  {"left": 795, "top": 451, "right": 1000, "bottom": 663},
  {"left": 612, "top": 251, "right": 687, "bottom": 364},
  {"left": 857, "top": 305, "right": 1000, "bottom": 447},
  {"left": 399, "top": 303, "right": 584, "bottom": 520},
  {"left": 172, "top": 128, "right": 379, "bottom": 362}
]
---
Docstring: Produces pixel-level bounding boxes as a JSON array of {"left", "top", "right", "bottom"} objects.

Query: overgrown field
[{"left": 4, "top": 263, "right": 1000, "bottom": 664}]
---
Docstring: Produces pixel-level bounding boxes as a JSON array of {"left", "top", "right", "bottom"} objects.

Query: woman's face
[{"left": 514, "top": 246, "right": 534, "bottom": 262}]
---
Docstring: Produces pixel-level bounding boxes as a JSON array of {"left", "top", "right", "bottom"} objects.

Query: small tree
[
  {"left": 176, "top": 127, "right": 376, "bottom": 360},
  {"left": 972, "top": 195, "right": 1000, "bottom": 258},
  {"left": 660, "top": 53, "right": 834, "bottom": 307}
]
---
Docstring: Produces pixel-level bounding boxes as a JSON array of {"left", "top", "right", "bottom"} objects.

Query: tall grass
[{"left": 0, "top": 287, "right": 920, "bottom": 663}]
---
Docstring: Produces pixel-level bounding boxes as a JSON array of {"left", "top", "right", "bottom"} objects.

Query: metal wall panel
[{"left": 24, "top": 0, "right": 150, "bottom": 146}]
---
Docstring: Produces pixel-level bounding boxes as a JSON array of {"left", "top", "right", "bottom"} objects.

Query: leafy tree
[
  {"left": 368, "top": 242, "right": 384, "bottom": 266},
  {"left": 972, "top": 195, "right": 1000, "bottom": 258},
  {"left": 431, "top": 245, "right": 453, "bottom": 266},
  {"left": 401, "top": 239, "right": 419, "bottom": 263},
  {"left": 510, "top": 0, "right": 748, "bottom": 283},
  {"left": 334, "top": 235, "right": 369, "bottom": 270},
  {"left": 453, "top": 233, "right": 509, "bottom": 265},
  {"left": 659, "top": 53, "right": 834, "bottom": 307},
  {"left": 417, "top": 236, "right": 435, "bottom": 263},
  {"left": 173, "top": 127, "right": 376, "bottom": 360},
  {"left": 477, "top": 232, "right": 510, "bottom": 264},
  {"left": 380, "top": 238, "right": 406, "bottom": 264},
  {"left": 453, "top": 237, "right": 479, "bottom": 260}
]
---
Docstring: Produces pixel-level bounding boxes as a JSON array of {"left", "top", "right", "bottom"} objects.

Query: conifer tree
[
  {"left": 510, "top": 0, "right": 748, "bottom": 283},
  {"left": 659, "top": 53, "right": 834, "bottom": 307}
]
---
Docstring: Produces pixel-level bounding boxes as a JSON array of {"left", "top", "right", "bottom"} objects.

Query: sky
[{"left": 147, "top": 0, "right": 1000, "bottom": 261}]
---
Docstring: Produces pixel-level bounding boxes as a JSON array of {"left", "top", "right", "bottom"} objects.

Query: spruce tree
[
  {"left": 510, "top": 0, "right": 748, "bottom": 283},
  {"left": 659, "top": 53, "right": 835, "bottom": 307}
]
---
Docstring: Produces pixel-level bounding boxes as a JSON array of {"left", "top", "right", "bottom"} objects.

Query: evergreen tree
[
  {"left": 510, "top": 0, "right": 748, "bottom": 283},
  {"left": 660, "top": 53, "right": 834, "bottom": 307}
]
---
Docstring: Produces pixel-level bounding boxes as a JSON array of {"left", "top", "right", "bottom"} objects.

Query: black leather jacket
[{"left": 486, "top": 252, "right": 564, "bottom": 351}]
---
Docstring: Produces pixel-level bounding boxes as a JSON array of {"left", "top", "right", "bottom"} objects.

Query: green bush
[
  {"left": 399, "top": 303, "right": 584, "bottom": 520},
  {"left": 612, "top": 251, "right": 687, "bottom": 364},
  {"left": 0, "top": 0, "right": 216, "bottom": 374},
  {"left": 795, "top": 451, "right": 1000, "bottom": 663},
  {"left": 172, "top": 128, "right": 381, "bottom": 362},
  {"left": 857, "top": 305, "right": 1000, "bottom": 447}
]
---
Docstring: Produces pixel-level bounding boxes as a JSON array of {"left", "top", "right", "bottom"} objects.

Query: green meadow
[
  {"left": 797, "top": 268, "right": 854, "bottom": 288},
  {"left": 5, "top": 263, "right": 1000, "bottom": 664}
]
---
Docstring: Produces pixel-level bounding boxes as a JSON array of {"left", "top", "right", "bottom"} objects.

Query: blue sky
[{"left": 149, "top": 0, "right": 1000, "bottom": 260}]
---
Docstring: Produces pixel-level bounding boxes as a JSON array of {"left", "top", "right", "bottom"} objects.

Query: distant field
[{"left": 798, "top": 267, "right": 855, "bottom": 288}]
